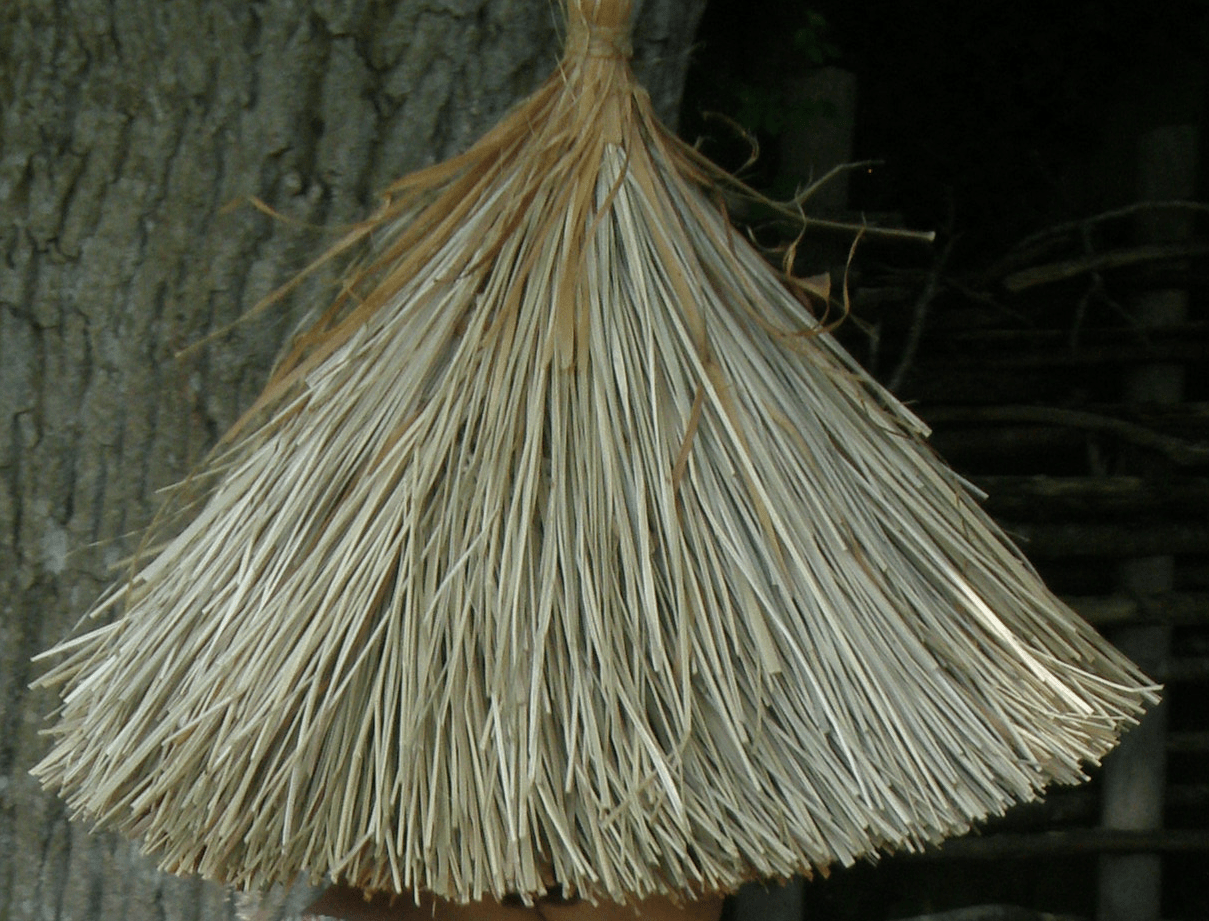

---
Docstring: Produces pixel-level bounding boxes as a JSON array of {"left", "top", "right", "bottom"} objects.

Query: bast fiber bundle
[{"left": 35, "top": 0, "right": 1157, "bottom": 911}]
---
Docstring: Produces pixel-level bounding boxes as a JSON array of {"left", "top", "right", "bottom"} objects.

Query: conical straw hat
[{"left": 35, "top": 0, "right": 1157, "bottom": 908}]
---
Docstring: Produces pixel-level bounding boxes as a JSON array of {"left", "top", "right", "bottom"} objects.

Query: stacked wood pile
[{"left": 809, "top": 186, "right": 1208, "bottom": 921}]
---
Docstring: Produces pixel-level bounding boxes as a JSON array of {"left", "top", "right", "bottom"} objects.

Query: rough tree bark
[{"left": 0, "top": 2, "right": 705, "bottom": 920}]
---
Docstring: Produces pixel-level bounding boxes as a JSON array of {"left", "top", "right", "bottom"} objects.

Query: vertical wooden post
[
  {"left": 1096, "top": 123, "right": 1199, "bottom": 921},
  {"left": 779, "top": 67, "right": 859, "bottom": 215}
]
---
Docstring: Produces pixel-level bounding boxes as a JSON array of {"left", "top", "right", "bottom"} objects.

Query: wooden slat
[
  {"left": 1063, "top": 593, "right": 1209, "bottom": 627},
  {"left": 914, "top": 829, "right": 1209, "bottom": 860}
]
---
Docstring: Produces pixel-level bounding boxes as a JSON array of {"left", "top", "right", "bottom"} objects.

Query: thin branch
[
  {"left": 1014, "top": 199, "right": 1209, "bottom": 252},
  {"left": 923, "top": 405, "right": 1209, "bottom": 466},
  {"left": 795, "top": 215, "right": 936, "bottom": 244},
  {"left": 713, "top": 155, "right": 936, "bottom": 244},
  {"left": 789, "top": 160, "right": 882, "bottom": 207},
  {"left": 889, "top": 232, "right": 954, "bottom": 391},
  {"left": 1002, "top": 240, "right": 1209, "bottom": 291}
]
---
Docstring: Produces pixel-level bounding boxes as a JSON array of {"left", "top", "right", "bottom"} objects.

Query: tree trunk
[{"left": 0, "top": 2, "right": 705, "bottom": 920}]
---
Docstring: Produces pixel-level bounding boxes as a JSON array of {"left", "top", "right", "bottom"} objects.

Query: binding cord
[
  {"left": 566, "top": 20, "right": 633, "bottom": 60},
  {"left": 565, "top": 0, "right": 634, "bottom": 60}
]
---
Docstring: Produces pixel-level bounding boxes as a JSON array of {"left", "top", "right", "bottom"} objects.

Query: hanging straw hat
[{"left": 34, "top": 0, "right": 1157, "bottom": 913}]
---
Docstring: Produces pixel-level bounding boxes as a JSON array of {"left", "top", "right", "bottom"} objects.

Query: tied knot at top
[{"left": 565, "top": 0, "right": 634, "bottom": 60}]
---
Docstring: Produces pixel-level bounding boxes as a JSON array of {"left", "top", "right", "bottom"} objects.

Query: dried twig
[
  {"left": 888, "top": 231, "right": 955, "bottom": 392},
  {"left": 1013, "top": 200, "right": 1209, "bottom": 253},
  {"left": 923, "top": 405, "right": 1209, "bottom": 466},
  {"left": 1003, "top": 241, "right": 1209, "bottom": 292}
]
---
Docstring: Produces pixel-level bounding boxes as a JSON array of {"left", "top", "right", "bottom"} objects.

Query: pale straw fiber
[{"left": 34, "top": 0, "right": 1158, "bottom": 907}]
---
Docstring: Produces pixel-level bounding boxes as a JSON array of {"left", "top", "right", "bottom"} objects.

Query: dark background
[
  {"left": 682, "top": 2, "right": 1207, "bottom": 920},
  {"left": 682, "top": 0, "right": 1207, "bottom": 257}
]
